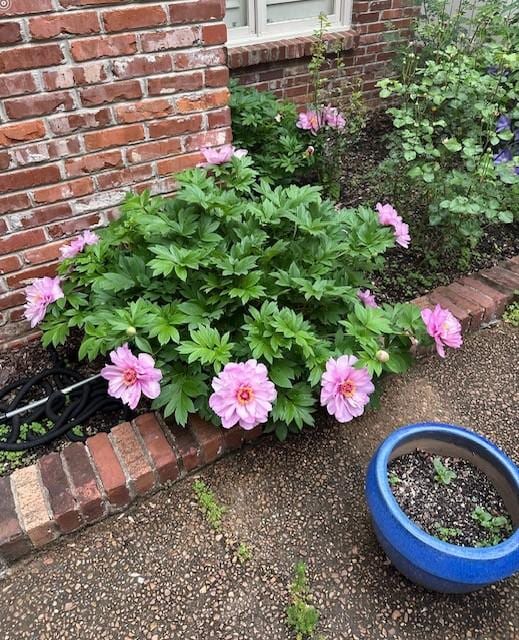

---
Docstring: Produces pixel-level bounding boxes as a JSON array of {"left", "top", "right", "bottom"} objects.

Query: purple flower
[
  {"left": 494, "top": 148, "right": 513, "bottom": 164},
  {"left": 322, "top": 105, "right": 346, "bottom": 130},
  {"left": 101, "top": 344, "right": 162, "bottom": 409},
  {"left": 198, "top": 145, "right": 247, "bottom": 167},
  {"left": 209, "top": 360, "right": 277, "bottom": 430},
  {"left": 296, "top": 110, "right": 321, "bottom": 134},
  {"left": 376, "top": 202, "right": 400, "bottom": 226},
  {"left": 496, "top": 115, "right": 511, "bottom": 133},
  {"left": 320, "top": 355, "right": 375, "bottom": 423},
  {"left": 421, "top": 305, "right": 462, "bottom": 358},
  {"left": 393, "top": 219, "right": 411, "bottom": 248},
  {"left": 24, "top": 276, "right": 64, "bottom": 328},
  {"left": 357, "top": 289, "right": 378, "bottom": 308},
  {"left": 60, "top": 229, "right": 99, "bottom": 260}
]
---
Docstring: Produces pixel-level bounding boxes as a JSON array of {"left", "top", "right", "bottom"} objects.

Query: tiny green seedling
[
  {"left": 434, "top": 523, "right": 462, "bottom": 542},
  {"left": 472, "top": 506, "right": 513, "bottom": 546},
  {"left": 193, "top": 479, "right": 226, "bottom": 531},
  {"left": 236, "top": 542, "right": 252, "bottom": 565},
  {"left": 433, "top": 457, "right": 457, "bottom": 486},
  {"left": 0, "top": 420, "right": 53, "bottom": 474},
  {"left": 503, "top": 300, "right": 519, "bottom": 328},
  {"left": 287, "top": 561, "right": 320, "bottom": 640},
  {"left": 388, "top": 472, "right": 401, "bottom": 486}
]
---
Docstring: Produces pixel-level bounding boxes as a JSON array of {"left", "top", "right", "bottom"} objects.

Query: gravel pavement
[{"left": 0, "top": 323, "right": 518, "bottom": 640}]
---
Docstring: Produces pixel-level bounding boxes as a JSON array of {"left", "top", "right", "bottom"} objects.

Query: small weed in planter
[
  {"left": 193, "top": 480, "right": 226, "bottom": 532},
  {"left": 434, "top": 524, "right": 462, "bottom": 543},
  {"left": 236, "top": 542, "right": 252, "bottom": 565},
  {"left": 433, "top": 457, "right": 457, "bottom": 486},
  {"left": 287, "top": 561, "right": 321, "bottom": 640},
  {"left": 387, "top": 471, "right": 401, "bottom": 486},
  {"left": 471, "top": 506, "right": 513, "bottom": 547},
  {"left": 0, "top": 420, "right": 51, "bottom": 475}
]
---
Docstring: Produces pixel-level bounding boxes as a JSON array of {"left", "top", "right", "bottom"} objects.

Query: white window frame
[{"left": 227, "top": 0, "right": 353, "bottom": 45}]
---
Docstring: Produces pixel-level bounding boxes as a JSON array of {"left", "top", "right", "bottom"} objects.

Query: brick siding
[{"left": 0, "top": 0, "right": 231, "bottom": 345}]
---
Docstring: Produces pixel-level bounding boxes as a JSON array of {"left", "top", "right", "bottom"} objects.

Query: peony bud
[
  {"left": 126, "top": 326, "right": 137, "bottom": 337},
  {"left": 376, "top": 349, "right": 390, "bottom": 363}
]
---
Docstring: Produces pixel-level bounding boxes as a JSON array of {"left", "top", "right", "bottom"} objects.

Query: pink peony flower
[
  {"left": 357, "top": 289, "right": 378, "bottom": 308},
  {"left": 323, "top": 105, "right": 346, "bottom": 130},
  {"left": 296, "top": 110, "right": 321, "bottom": 134},
  {"left": 198, "top": 145, "right": 247, "bottom": 167},
  {"left": 393, "top": 218, "right": 411, "bottom": 248},
  {"left": 101, "top": 344, "right": 162, "bottom": 410},
  {"left": 24, "top": 276, "right": 64, "bottom": 328},
  {"left": 209, "top": 359, "right": 277, "bottom": 430},
  {"left": 320, "top": 355, "right": 374, "bottom": 423},
  {"left": 421, "top": 305, "right": 463, "bottom": 358},
  {"left": 376, "top": 202, "right": 400, "bottom": 226},
  {"left": 60, "top": 230, "right": 99, "bottom": 260}
]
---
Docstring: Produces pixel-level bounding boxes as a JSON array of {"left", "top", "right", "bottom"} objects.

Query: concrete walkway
[{"left": 1, "top": 324, "right": 518, "bottom": 640}]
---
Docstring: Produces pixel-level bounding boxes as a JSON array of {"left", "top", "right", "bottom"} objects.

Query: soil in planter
[
  {"left": 340, "top": 112, "right": 519, "bottom": 303},
  {"left": 388, "top": 450, "right": 514, "bottom": 547},
  {"left": 0, "top": 333, "right": 149, "bottom": 477}
]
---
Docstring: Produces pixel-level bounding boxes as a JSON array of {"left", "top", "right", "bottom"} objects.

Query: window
[{"left": 225, "top": 0, "right": 352, "bottom": 44}]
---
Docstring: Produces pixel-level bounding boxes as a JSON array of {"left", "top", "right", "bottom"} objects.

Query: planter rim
[{"left": 374, "top": 421, "right": 519, "bottom": 561}]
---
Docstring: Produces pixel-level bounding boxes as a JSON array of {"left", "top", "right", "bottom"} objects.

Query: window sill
[{"left": 227, "top": 29, "right": 359, "bottom": 70}]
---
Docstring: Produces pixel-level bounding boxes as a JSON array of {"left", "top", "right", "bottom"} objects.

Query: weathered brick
[
  {"left": 13, "top": 137, "right": 81, "bottom": 168},
  {"left": 0, "top": 256, "right": 22, "bottom": 275},
  {"left": 24, "top": 240, "right": 68, "bottom": 265},
  {"left": 201, "top": 23, "right": 227, "bottom": 46},
  {"left": 166, "top": 421, "right": 201, "bottom": 472},
  {"left": 61, "top": 443, "right": 105, "bottom": 523},
  {"left": 11, "top": 465, "right": 57, "bottom": 547},
  {"left": 84, "top": 124, "right": 145, "bottom": 151},
  {"left": 47, "top": 212, "right": 99, "bottom": 238},
  {"left": 184, "top": 127, "right": 230, "bottom": 152},
  {"left": 115, "top": 98, "right": 172, "bottom": 124},
  {"left": 435, "top": 285, "right": 485, "bottom": 330},
  {"left": 0, "top": 120, "right": 46, "bottom": 147},
  {"left": 476, "top": 267, "right": 519, "bottom": 296},
  {"left": 38, "top": 453, "right": 83, "bottom": 534},
  {"left": 48, "top": 108, "right": 112, "bottom": 136},
  {"left": 43, "top": 63, "right": 108, "bottom": 91},
  {"left": 6, "top": 263, "right": 58, "bottom": 288},
  {"left": 110, "top": 421, "right": 156, "bottom": 496},
  {"left": 444, "top": 282, "right": 489, "bottom": 325},
  {"left": 0, "top": 228, "right": 47, "bottom": 255},
  {"left": 0, "top": 72, "right": 37, "bottom": 99},
  {"left": 70, "top": 34, "right": 137, "bottom": 62},
  {"left": 80, "top": 80, "right": 142, "bottom": 107},
  {"left": 87, "top": 432, "right": 130, "bottom": 509},
  {"left": 96, "top": 164, "right": 153, "bottom": 191},
  {"left": 65, "top": 150, "right": 123, "bottom": 178},
  {"left": 147, "top": 70, "right": 204, "bottom": 95},
  {"left": 112, "top": 54, "right": 172, "bottom": 80},
  {"left": 169, "top": 0, "right": 224, "bottom": 24},
  {"left": 0, "top": 291, "right": 26, "bottom": 312},
  {"left": 205, "top": 66, "right": 229, "bottom": 88},
  {"left": 0, "top": 22, "right": 22, "bottom": 45},
  {"left": 188, "top": 414, "right": 223, "bottom": 464},
  {"left": 207, "top": 107, "right": 231, "bottom": 129},
  {"left": 172, "top": 46, "right": 226, "bottom": 70},
  {"left": 141, "top": 26, "right": 198, "bottom": 53},
  {"left": 0, "top": 476, "right": 33, "bottom": 562},
  {"left": 127, "top": 138, "right": 182, "bottom": 164},
  {"left": 0, "top": 44, "right": 63, "bottom": 73},
  {"left": 29, "top": 13, "right": 100, "bottom": 39},
  {"left": 242, "top": 425, "right": 263, "bottom": 441},
  {"left": 103, "top": 5, "right": 167, "bottom": 32},
  {"left": 175, "top": 87, "right": 229, "bottom": 113},
  {"left": 222, "top": 426, "right": 244, "bottom": 452},
  {"left": 135, "top": 413, "right": 179, "bottom": 483},
  {"left": 33, "top": 177, "right": 94, "bottom": 205},
  {"left": 5, "top": 91, "right": 75, "bottom": 120},
  {"left": 157, "top": 152, "right": 202, "bottom": 175},
  {"left": 147, "top": 114, "right": 203, "bottom": 139},
  {"left": 15, "top": 202, "right": 72, "bottom": 230},
  {"left": 456, "top": 273, "right": 507, "bottom": 314},
  {"left": 0, "top": 193, "right": 31, "bottom": 216},
  {"left": 1, "top": 0, "right": 53, "bottom": 15}
]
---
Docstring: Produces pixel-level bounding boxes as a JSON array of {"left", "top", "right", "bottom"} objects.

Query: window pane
[
  {"left": 225, "top": 0, "right": 248, "bottom": 28},
  {"left": 266, "top": 0, "right": 334, "bottom": 23}
]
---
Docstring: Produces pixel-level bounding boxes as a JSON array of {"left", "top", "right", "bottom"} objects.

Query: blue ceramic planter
[{"left": 366, "top": 422, "right": 519, "bottom": 593}]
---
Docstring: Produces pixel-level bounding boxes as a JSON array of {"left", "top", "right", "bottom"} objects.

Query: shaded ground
[{"left": 1, "top": 323, "right": 518, "bottom": 640}]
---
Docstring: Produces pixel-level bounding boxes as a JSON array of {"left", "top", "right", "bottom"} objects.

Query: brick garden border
[{"left": 0, "top": 256, "right": 517, "bottom": 570}]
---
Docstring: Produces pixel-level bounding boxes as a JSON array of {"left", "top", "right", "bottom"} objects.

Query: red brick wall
[
  {"left": 0, "top": 0, "right": 231, "bottom": 346},
  {"left": 229, "top": 0, "right": 418, "bottom": 109}
]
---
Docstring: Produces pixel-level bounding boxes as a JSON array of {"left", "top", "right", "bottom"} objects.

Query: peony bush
[{"left": 31, "top": 159, "right": 460, "bottom": 439}]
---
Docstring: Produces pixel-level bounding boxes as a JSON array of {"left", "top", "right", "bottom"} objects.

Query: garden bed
[{"left": 341, "top": 113, "right": 519, "bottom": 304}]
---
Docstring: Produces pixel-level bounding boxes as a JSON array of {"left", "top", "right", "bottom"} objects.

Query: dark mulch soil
[
  {"left": 341, "top": 112, "right": 519, "bottom": 303},
  {"left": 389, "top": 450, "right": 514, "bottom": 547},
  {"left": 0, "top": 333, "right": 147, "bottom": 477}
]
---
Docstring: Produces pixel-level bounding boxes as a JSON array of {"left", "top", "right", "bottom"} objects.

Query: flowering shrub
[
  {"left": 378, "top": 0, "right": 518, "bottom": 265},
  {"left": 34, "top": 160, "right": 459, "bottom": 438}
]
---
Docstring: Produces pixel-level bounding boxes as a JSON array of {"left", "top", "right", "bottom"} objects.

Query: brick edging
[{"left": 0, "top": 256, "right": 517, "bottom": 570}]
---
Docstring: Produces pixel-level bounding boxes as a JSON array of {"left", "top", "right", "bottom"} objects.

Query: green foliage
[
  {"left": 193, "top": 479, "right": 226, "bottom": 531},
  {"left": 434, "top": 523, "right": 462, "bottom": 543},
  {"left": 41, "top": 161, "right": 428, "bottom": 434},
  {"left": 0, "top": 420, "right": 51, "bottom": 474},
  {"left": 287, "top": 562, "right": 320, "bottom": 640},
  {"left": 236, "top": 542, "right": 252, "bottom": 565},
  {"left": 433, "top": 457, "right": 457, "bottom": 486},
  {"left": 387, "top": 471, "right": 401, "bottom": 486},
  {"left": 230, "top": 81, "right": 311, "bottom": 185},
  {"left": 378, "top": 0, "right": 518, "bottom": 265},
  {"left": 472, "top": 506, "right": 513, "bottom": 546},
  {"left": 503, "top": 300, "right": 519, "bottom": 327}
]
